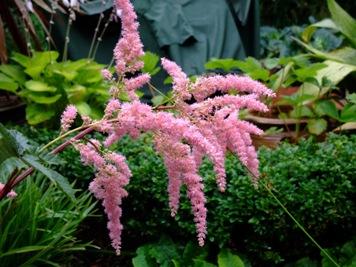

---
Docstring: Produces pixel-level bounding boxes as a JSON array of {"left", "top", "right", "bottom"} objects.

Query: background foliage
[
  {"left": 16, "top": 126, "right": 356, "bottom": 265},
  {"left": 259, "top": 0, "right": 356, "bottom": 27}
]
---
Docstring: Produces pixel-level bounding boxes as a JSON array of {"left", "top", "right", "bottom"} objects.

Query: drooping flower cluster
[{"left": 59, "top": 0, "right": 275, "bottom": 254}]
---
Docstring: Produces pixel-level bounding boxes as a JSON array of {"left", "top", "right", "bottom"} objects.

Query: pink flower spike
[
  {"left": 101, "top": 69, "right": 113, "bottom": 80},
  {"left": 60, "top": 105, "right": 77, "bottom": 132}
]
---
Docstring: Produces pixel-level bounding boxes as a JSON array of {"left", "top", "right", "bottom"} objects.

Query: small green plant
[
  {"left": 132, "top": 237, "right": 248, "bottom": 267},
  {"left": 0, "top": 51, "right": 110, "bottom": 125}
]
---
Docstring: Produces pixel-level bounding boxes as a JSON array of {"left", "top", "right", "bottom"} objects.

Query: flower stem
[{"left": 261, "top": 180, "right": 340, "bottom": 267}]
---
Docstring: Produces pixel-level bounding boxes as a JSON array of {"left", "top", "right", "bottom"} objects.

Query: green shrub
[
  {"left": 0, "top": 175, "right": 96, "bottom": 266},
  {"left": 15, "top": 126, "right": 356, "bottom": 265}
]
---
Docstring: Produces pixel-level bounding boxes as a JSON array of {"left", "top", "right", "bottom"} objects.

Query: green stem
[{"left": 261, "top": 181, "right": 340, "bottom": 267}]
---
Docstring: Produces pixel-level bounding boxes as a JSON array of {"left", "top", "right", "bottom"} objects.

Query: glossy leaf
[
  {"left": 27, "top": 93, "right": 61, "bottom": 104},
  {"left": 217, "top": 249, "right": 244, "bottom": 267},
  {"left": 25, "top": 80, "right": 57, "bottom": 92},
  {"left": 0, "top": 64, "right": 26, "bottom": 84},
  {"left": 0, "top": 73, "right": 18, "bottom": 92}
]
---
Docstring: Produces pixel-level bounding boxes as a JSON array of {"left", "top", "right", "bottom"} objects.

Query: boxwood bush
[{"left": 16, "top": 126, "right": 356, "bottom": 265}]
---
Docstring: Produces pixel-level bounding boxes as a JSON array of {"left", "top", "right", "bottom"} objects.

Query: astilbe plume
[{"left": 59, "top": 0, "right": 274, "bottom": 254}]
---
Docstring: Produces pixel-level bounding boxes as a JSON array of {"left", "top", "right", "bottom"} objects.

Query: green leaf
[
  {"left": 307, "top": 118, "right": 328, "bottom": 135},
  {"left": 142, "top": 51, "right": 161, "bottom": 76},
  {"left": 205, "top": 58, "right": 241, "bottom": 72},
  {"left": 132, "top": 252, "right": 151, "bottom": 267},
  {"left": 327, "top": 0, "right": 356, "bottom": 46},
  {"left": 316, "top": 60, "right": 356, "bottom": 85},
  {"left": 74, "top": 101, "right": 92, "bottom": 116},
  {"left": 314, "top": 100, "right": 339, "bottom": 120},
  {"left": 26, "top": 104, "right": 55, "bottom": 125},
  {"left": 0, "top": 65, "right": 26, "bottom": 84},
  {"left": 193, "top": 259, "right": 216, "bottom": 267},
  {"left": 25, "top": 80, "right": 57, "bottom": 92},
  {"left": 27, "top": 93, "right": 62, "bottom": 104},
  {"left": 340, "top": 104, "right": 356, "bottom": 122},
  {"left": 23, "top": 154, "right": 76, "bottom": 201},
  {"left": 24, "top": 51, "right": 59, "bottom": 78},
  {"left": 294, "top": 63, "right": 326, "bottom": 82},
  {"left": 11, "top": 52, "right": 31, "bottom": 67},
  {"left": 346, "top": 93, "right": 356, "bottom": 104},
  {"left": 0, "top": 73, "right": 18, "bottom": 93},
  {"left": 0, "top": 123, "right": 19, "bottom": 164},
  {"left": 152, "top": 95, "right": 164, "bottom": 107},
  {"left": 65, "top": 84, "right": 86, "bottom": 103},
  {"left": 0, "top": 246, "right": 49, "bottom": 257},
  {"left": 0, "top": 157, "right": 27, "bottom": 182},
  {"left": 217, "top": 249, "right": 244, "bottom": 267},
  {"left": 290, "top": 106, "right": 315, "bottom": 118}
]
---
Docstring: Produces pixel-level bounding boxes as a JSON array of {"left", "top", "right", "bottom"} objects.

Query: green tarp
[{"left": 54, "top": 0, "right": 259, "bottom": 75}]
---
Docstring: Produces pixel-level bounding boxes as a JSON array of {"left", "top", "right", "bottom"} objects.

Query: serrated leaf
[
  {"left": 25, "top": 80, "right": 57, "bottom": 92},
  {"left": 0, "top": 157, "right": 27, "bottom": 181},
  {"left": 217, "top": 249, "right": 244, "bottom": 267},
  {"left": 290, "top": 106, "right": 314, "bottom": 118},
  {"left": 314, "top": 100, "right": 339, "bottom": 120},
  {"left": 0, "top": 123, "right": 19, "bottom": 163},
  {"left": 23, "top": 154, "right": 76, "bottom": 201},
  {"left": 307, "top": 118, "right": 328, "bottom": 135}
]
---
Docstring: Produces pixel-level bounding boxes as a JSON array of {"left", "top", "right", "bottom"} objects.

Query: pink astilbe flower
[
  {"left": 0, "top": 183, "right": 17, "bottom": 198},
  {"left": 77, "top": 140, "right": 132, "bottom": 255},
  {"left": 161, "top": 58, "right": 191, "bottom": 101},
  {"left": 104, "top": 99, "right": 121, "bottom": 118},
  {"left": 101, "top": 69, "right": 113, "bottom": 80},
  {"left": 65, "top": 0, "right": 275, "bottom": 253},
  {"left": 60, "top": 105, "right": 77, "bottom": 132},
  {"left": 113, "top": 0, "right": 144, "bottom": 74},
  {"left": 192, "top": 74, "right": 275, "bottom": 102}
]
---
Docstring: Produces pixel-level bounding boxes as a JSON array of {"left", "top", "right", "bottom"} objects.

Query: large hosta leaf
[
  {"left": 25, "top": 80, "right": 57, "bottom": 92},
  {"left": 26, "top": 104, "right": 55, "bottom": 125}
]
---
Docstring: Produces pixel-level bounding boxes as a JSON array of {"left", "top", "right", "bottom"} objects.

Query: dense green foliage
[
  {"left": 0, "top": 51, "right": 110, "bottom": 126},
  {"left": 16, "top": 126, "right": 356, "bottom": 265},
  {"left": 259, "top": 0, "right": 355, "bottom": 27},
  {"left": 0, "top": 174, "right": 96, "bottom": 266}
]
